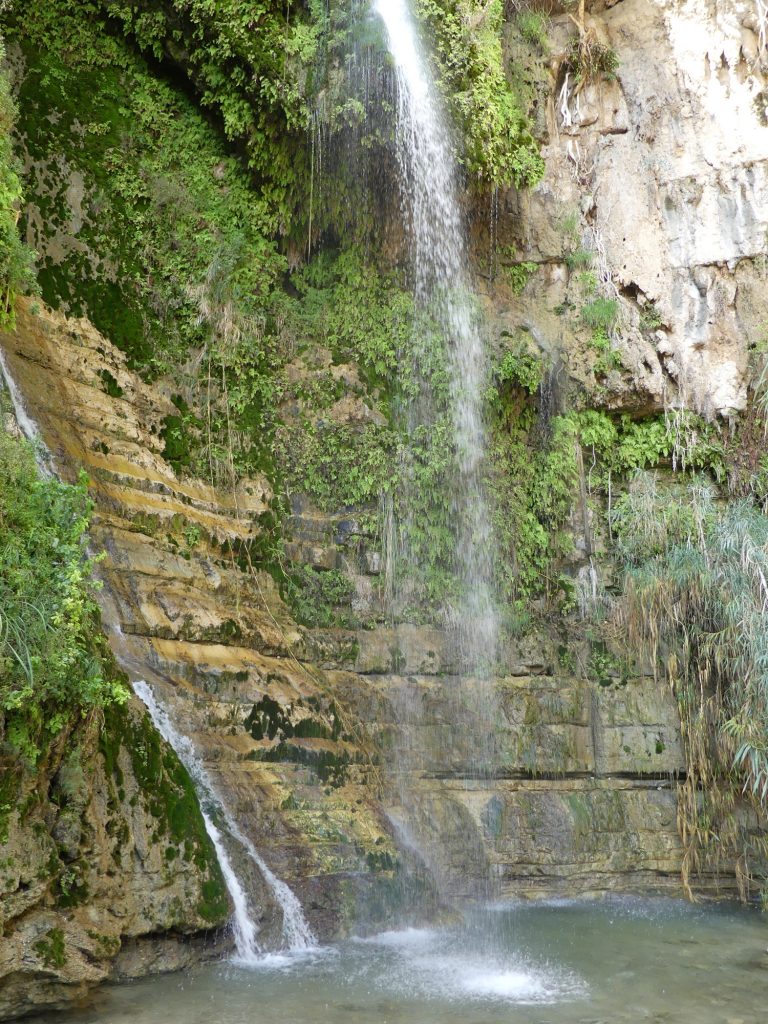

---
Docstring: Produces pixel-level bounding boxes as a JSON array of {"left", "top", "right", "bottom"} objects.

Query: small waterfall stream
[
  {"left": 132, "top": 682, "right": 262, "bottom": 961},
  {"left": 133, "top": 681, "right": 316, "bottom": 957},
  {"left": 0, "top": 352, "right": 315, "bottom": 958},
  {"left": 0, "top": 347, "right": 53, "bottom": 477}
]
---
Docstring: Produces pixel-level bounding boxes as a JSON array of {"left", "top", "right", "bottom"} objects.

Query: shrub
[
  {"left": 0, "top": 428, "right": 126, "bottom": 755},
  {"left": 614, "top": 476, "right": 768, "bottom": 899}
]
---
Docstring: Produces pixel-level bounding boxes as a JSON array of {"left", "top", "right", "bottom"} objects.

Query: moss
[
  {"left": 33, "top": 927, "right": 67, "bottom": 969},
  {"left": 98, "top": 368, "right": 124, "bottom": 399},
  {"left": 99, "top": 702, "right": 228, "bottom": 923},
  {"left": 248, "top": 739, "right": 357, "bottom": 787},
  {"left": 198, "top": 877, "right": 230, "bottom": 924}
]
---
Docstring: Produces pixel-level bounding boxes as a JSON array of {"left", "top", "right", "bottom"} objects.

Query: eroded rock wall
[
  {"left": 2, "top": 302, "right": 749, "bottom": 938},
  {"left": 0, "top": 697, "right": 229, "bottom": 1021},
  {"left": 488, "top": 0, "right": 768, "bottom": 417}
]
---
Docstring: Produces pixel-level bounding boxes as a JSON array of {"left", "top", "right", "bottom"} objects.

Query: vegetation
[
  {"left": 0, "top": 426, "right": 127, "bottom": 759},
  {"left": 564, "top": 33, "right": 619, "bottom": 87},
  {"left": 612, "top": 476, "right": 768, "bottom": 900},
  {"left": 414, "top": 0, "right": 544, "bottom": 186},
  {"left": 0, "top": 36, "right": 35, "bottom": 325}
]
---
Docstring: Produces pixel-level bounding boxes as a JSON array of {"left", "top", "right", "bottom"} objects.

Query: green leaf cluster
[
  {"left": 414, "top": 0, "right": 544, "bottom": 187},
  {"left": 0, "top": 36, "right": 35, "bottom": 326},
  {"left": 0, "top": 427, "right": 127, "bottom": 756}
]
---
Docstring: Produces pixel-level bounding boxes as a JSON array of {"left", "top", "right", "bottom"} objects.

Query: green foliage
[
  {"left": 565, "top": 35, "right": 619, "bottom": 86},
  {"left": 579, "top": 300, "right": 620, "bottom": 377},
  {"left": 588, "top": 327, "right": 621, "bottom": 377},
  {"left": 286, "top": 250, "right": 414, "bottom": 392},
  {"left": 572, "top": 409, "right": 723, "bottom": 485},
  {"left": 505, "top": 261, "right": 538, "bottom": 294},
  {"left": 0, "top": 428, "right": 127, "bottom": 755},
  {"left": 614, "top": 477, "right": 768, "bottom": 897},
  {"left": 488, "top": 393, "right": 578, "bottom": 604},
  {"left": 277, "top": 419, "right": 396, "bottom": 513},
  {"left": 581, "top": 297, "right": 618, "bottom": 332},
  {"left": 283, "top": 566, "right": 356, "bottom": 629},
  {"left": 516, "top": 11, "right": 549, "bottom": 51},
  {"left": 99, "top": 0, "right": 317, "bottom": 223},
  {"left": 7, "top": 3, "right": 286, "bottom": 377},
  {"left": 639, "top": 302, "right": 664, "bottom": 332},
  {"left": 414, "top": 0, "right": 544, "bottom": 187},
  {"left": 0, "top": 36, "right": 35, "bottom": 326},
  {"left": 491, "top": 340, "right": 544, "bottom": 396},
  {"left": 565, "top": 248, "right": 593, "bottom": 270}
]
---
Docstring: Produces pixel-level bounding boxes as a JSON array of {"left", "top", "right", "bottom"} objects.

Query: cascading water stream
[
  {"left": 0, "top": 347, "right": 53, "bottom": 477},
  {"left": 372, "top": 0, "right": 504, "bottom": 903},
  {"left": 133, "top": 680, "right": 317, "bottom": 957},
  {"left": 132, "top": 681, "right": 262, "bottom": 961},
  {"left": 374, "top": 0, "right": 497, "bottom": 681}
]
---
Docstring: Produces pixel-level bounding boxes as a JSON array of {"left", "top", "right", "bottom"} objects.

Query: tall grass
[{"left": 612, "top": 473, "right": 768, "bottom": 900}]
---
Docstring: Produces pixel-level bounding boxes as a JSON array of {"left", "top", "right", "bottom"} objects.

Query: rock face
[
  {"left": 1, "top": 302, "right": 751, "bottom": 955},
  {"left": 488, "top": 0, "right": 768, "bottom": 418},
  {"left": 0, "top": 303, "right": 428, "bottom": 952},
  {"left": 0, "top": 698, "right": 230, "bottom": 1021}
]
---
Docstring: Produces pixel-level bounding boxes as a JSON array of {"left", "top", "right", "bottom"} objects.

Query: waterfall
[
  {"left": 374, "top": 0, "right": 497, "bottom": 681},
  {"left": 0, "top": 347, "right": 53, "bottom": 476},
  {"left": 133, "top": 680, "right": 316, "bottom": 956},
  {"left": 132, "top": 681, "right": 261, "bottom": 961}
]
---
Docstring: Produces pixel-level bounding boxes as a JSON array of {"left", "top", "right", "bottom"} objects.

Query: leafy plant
[
  {"left": 639, "top": 303, "right": 664, "bottom": 332},
  {"left": 613, "top": 476, "right": 768, "bottom": 900},
  {"left": 0, "top": 428, "right": 127, "bottom": 757},
  {"left": 505, "top": 261, "right": 538, "bottom": 294},
  {"left": 581, "top": 297, "right": 619, "bottom": 332}
]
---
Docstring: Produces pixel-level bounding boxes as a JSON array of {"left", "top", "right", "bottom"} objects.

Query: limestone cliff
[
  {"left": 2, "top": 0, "right": 768, "bottom": 1018},
  {"left": 495, "top": 0, "right": 768, "bottom": 418}
]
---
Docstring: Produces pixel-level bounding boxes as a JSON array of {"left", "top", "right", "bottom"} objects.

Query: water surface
[{"left": 42, "top": 898, "right": 768, "bottom": 1024}]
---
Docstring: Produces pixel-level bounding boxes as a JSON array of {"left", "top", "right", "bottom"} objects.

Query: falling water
[
  {"left": 0, "top": 347, "right": 53, "bottom": 476},
  {"left": 132, "top": 681, "right": 261, "bottom": 960},
  {"left": 374, "top": 0, "right": 497, "bottom": 679},
  {"left": 133, "top": 680, "right": 316, "bottom": 956}
]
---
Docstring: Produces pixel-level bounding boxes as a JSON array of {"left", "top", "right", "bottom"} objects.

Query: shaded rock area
[{"left": 0, "top": 697, "right": 230, "bottom": 1021}]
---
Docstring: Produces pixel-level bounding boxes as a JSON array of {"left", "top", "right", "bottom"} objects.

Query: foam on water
[
  {"left": 360, "top": 927, "right": 437, "bottom": 947},
  {"left": 353, "top": 921, "right": 585, "bottom": 1006},
  {"left": 459, "top": 967, "right": 551, "bottom": 1001}
]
